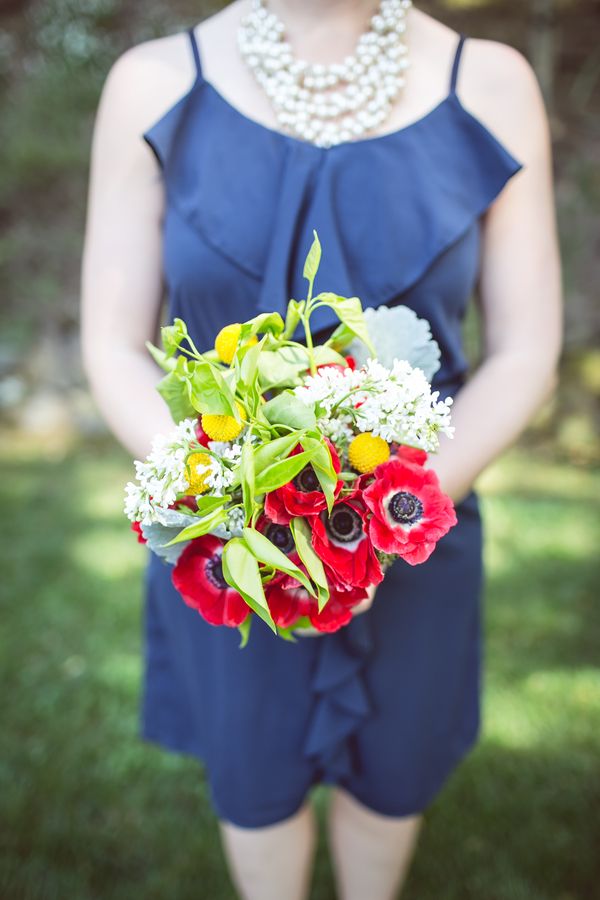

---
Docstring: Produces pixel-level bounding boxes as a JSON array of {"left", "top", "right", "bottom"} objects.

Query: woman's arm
[
  {"left": 428, "top": 41, "right": 563, "bottom": 504},
  {"left": 80, "top": 36, "right": 194, "bottom": 460}
]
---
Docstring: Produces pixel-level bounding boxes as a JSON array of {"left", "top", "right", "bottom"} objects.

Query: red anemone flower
[
  {"left": 256, "top": 514, "right": 363, "bottom": 633},
  {"left": 264, "top": 438, "right": 343, "bottom": 525},
  {"left": 265, "top": 584, "right": 312, "bottom": 628},
  {"left": 311, "top": 497, "right": 383, "bottom": 590},
  {"left": 256, "top": 514, "right": 296, "bottom": 555},
  {"left": 309, "top": 582, "right": 368, "bottom": 632},
  {"left": 362, "top": 459, "right": 457, "bottom": 565},
  {"left": 266, "top": 580, "right": 367, "bottom": 633},
  {"left": 256, "top": 515, "right": 300, "bottom": 589},
  {"left": 171, "top": 535, "right": 251, "bottom": 626}
]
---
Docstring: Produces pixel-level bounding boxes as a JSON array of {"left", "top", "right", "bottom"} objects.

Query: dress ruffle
[
  {"left": 303, "top": 612, "right": 375, "bottom": 781},
  {"left": 143, "top": 83, "right": 524, "bottom": 335}
]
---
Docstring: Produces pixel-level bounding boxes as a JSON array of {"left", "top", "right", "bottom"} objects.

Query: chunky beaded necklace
[{"left": 237, "top": 0, "right": 412, "bottom": 147}]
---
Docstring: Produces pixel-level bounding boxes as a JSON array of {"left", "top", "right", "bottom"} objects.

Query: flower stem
[{"left": 302, "top": 314, "right": 317, "bottom": 375}]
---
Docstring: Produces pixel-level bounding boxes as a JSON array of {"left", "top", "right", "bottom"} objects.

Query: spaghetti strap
[
  {"left": 187, "top": 25, "right": 203, "bottom": 82},
  {"left": 449, "top": 33, "right": 466, "bottom": 94}
]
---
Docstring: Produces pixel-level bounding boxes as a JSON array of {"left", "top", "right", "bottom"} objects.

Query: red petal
[
  {"left": 264, "top": 490, "right": 293, "bottom": 525},
  {"left": 131, "top": 521, "right": 147, "bottom": 544},
  {"left": 394, "top": 445, "right": 428, "bottom": 466},
  {"left": 171, "top": 536, "right": 250, "bottom": 627}
]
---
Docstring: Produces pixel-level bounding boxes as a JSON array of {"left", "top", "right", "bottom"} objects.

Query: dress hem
[{"left": 138, "top": 718, "right": 481, "bottom": 828}]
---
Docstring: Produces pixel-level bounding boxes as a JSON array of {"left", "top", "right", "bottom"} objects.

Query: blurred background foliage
[
  {"left": 0, "top": 2, "right": 599, "bottom": 898},
  {"left": 0, "top": 433, "right": 598, "bottom": 898}
]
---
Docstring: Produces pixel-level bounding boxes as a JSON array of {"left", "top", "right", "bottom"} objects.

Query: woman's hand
[{"left": 349, "top": 582, "right": 378, "bottom": 619}]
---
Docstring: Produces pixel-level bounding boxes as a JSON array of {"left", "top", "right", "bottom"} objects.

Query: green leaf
[
  {"left": 189, "top": 362, "right": 237, "bottom": 417},
  {"left": 156, "top": 368, "right": 197, "bottom": 423},
  {"left": 275, "top": 624, "right": 298, "bottom": 642},
  {"left": 235, "top": 338, "right": 266, "bottom": 418},
  {"left": 299, "top": 433, "right": 338, "bottom": 512},
  {"left": 254, "top": 449, "right": 316, "bottom": 495},
  {"left": 146, "top": 340, "right": 177, "bottom": 373},
  {"left": 323, "top": 322, "right": 356, "bottom": 353},
  {"left": 241, "top": 527, "right": 316, "bottom": 597},
  {"left": 237, "top": 335, "right": 266, "bottom": 389},
  {"left": 237, "top": 615, "right": 253, "bottom": 648},
  {"left": 194, "top": 494, "right": 231, "bottom": 515},
  {"left": 290, "top": 517, "right": 330, "bottom": 612},
  {"left": 161, "top": 317, "right": 189, "bottom": 358},
  {"left": 240, "top": 438, "right": 255, "bottom": 525},
  {"left": 257, "top": 345, "right": 310, "bottom": 391},
  {"left": 282, "top": 299, "right": 305, "bottom": 339},
  {"left": 303, "top": 230, "right": 322, "bottom": 293},
  {"left": 163, "top": 507, "right": 228, "bottom": 546},
  {"left": 239, "top": 312, "right": 285, "bottom": 343},
  {"left": 289, "top": 615, "right": 313, "bottom": 633},
  {"left": 312, "top": 345, "right": 350, "bottom": 367},
  {"left": 221, "top": 539, "right": 276, "bottom": 632},
  {"left": 314, "top": 293, "right": 376, "bottom": 357},
  {"left": 262, "top": 392, "right": 316, "bottom": 431},
  {"left": 252, "top": 431, "right": 304, "bottom": 472}
]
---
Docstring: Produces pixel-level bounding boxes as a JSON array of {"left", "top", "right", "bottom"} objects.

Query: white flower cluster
[
  {"left": 123, "top": 422, "right": 248, "bottom": 526},
  {"left": 200, "top": 441, "right": 243, "bottom": 494},
  {"left": 124, "top": 418, "right": 198, "bottom": 525},
  {"left": 295, "top": 358, "right": 454, "bottom": 452}
]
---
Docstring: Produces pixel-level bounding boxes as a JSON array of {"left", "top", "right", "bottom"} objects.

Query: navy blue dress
[{"left": 140, "top": 27, "right": 524, "bottom": 827}]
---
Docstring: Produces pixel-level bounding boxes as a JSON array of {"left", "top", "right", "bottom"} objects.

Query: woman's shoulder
[
  {"left": 104, "top": 4, "right": 243, "bottom": 135},
  {"left": 97, "top": 33, "right": 195, "bottom": 139},
  {"left": 457, "top": 35, "right": 550, "bottom": 164}
]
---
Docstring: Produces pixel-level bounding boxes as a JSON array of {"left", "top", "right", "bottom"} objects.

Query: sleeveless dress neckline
[
  {"left": 144, "top": 25, "right": 523, "bottom": 165},
  {"left": 200, "top": 79, "right": 456, "bottom": 151}
]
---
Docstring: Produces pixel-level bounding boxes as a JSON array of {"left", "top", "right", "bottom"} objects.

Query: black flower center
[
  {"left": 205, "top": 555, "right": 228, "bottom": 590},
  {"left": 294, "top": 465, "right": 321, "bottom": 493},
  {"left": 325, "top": 504, "right": 363, "bottom": 544},
  {"left": 388, "top": 491, "right": 423, "bottom": 524},
  {"left": 265, "top": 523, "right": 294, "bottom": 555}
]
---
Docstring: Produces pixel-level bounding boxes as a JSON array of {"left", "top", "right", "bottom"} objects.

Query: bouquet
[{"left": 124, "top": 232, "right": 457, "bottom": 645}]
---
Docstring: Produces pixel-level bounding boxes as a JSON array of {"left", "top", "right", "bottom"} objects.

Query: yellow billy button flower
[
  {"left": 185, "top": 452, "right": 212, "bottom": 495},
  {"left": 202, "top": 400, "right": 247, "bottom": 442},
  {"left": 214, "top": 323, "right": 258, "bottom": 365},
  {"left": 348, "top": 432, "right": 390, "bottom": 474}
]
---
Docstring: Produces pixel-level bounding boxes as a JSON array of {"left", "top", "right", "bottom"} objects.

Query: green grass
[{"left": 0, "top": 437, "right": 599, "bottom": 899}]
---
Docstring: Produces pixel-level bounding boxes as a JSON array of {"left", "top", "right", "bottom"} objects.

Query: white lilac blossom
[
  {"left": 200, "top": 440, "right": 245, "bottom": 494},
  {"left": 123, "top": 422, "right": 248, "bottom": 526},
  {"left": 124, "top": 417, "right": 198, "bottom": 525},
  {"left": 348, "top": 305, "right": 441, "bottom": 380},
  {"left": 194, "top": 450, "right": 230, "bottom": 496},
  {"left": 295, "top": 358, "right": 454, "bottom": 452}
]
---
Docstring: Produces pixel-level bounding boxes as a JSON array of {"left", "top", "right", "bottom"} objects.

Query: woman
[{"left": 80, "top": 1, "right": 562, "bottom": 897}]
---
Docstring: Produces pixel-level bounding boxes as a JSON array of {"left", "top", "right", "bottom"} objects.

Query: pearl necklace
[{"left": 237, "top": 0, "right": 412, "bottom": 147}]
